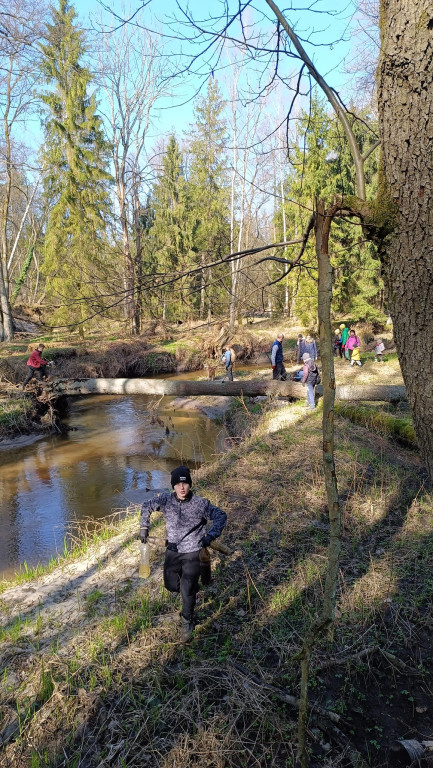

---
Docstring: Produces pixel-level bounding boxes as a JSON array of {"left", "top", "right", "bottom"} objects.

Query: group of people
[
  {"left": 333, "top": 325, "right": 362, "bottom": 366},
  {"left": 271, "top": 332, "right": 320, "bottom": 410},
  {"left": 334, "top": 324, "right": 386, "bottom": 366},
  {"left": 22, "top": 329, "right": 387, "bottom": 646}
]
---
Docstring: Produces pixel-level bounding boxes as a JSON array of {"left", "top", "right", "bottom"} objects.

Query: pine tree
[
  {"left": 274, "top": 94, "right": 382, "bottom": 325},
  {"left": 187, "top": 79, "right": 230, "bottom": 320},
  {"left": 151, "top": 136, "right": 195, "bottom": 320},
  {"left": 40, "top": 0, "right": 111, "bottom": 330}
]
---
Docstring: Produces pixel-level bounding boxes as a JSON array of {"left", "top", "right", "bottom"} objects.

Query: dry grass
[
  {"left": 1, "top": 400, "right": 432, "bottom": 766},
  {"left": 2, "top": 323, "right": 433, "bottom": 767}
]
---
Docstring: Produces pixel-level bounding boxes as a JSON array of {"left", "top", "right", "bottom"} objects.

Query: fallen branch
[{"left": 231, "top": 661, "right": 342, "bottom": 724}]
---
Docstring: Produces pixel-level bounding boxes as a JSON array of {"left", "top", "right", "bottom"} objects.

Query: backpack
[
  {"left": 309, "top": 363, "right": 321, "bottom": 386},
  {"left": 229, "top": 347, "right": 236, "bottom": 362}
]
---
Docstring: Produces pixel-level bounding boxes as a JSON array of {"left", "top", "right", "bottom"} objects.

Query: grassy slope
[{"left": 1, "top": 378, "right": 432, "bottom": 767}]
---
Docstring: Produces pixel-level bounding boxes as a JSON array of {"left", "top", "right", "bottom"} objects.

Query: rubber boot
[{"left": 181, "top": 616, "right": 194, "bottom": 642}]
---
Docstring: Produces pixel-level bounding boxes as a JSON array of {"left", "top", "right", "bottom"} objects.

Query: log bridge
[{"left": 49, "top": 378, "right": 407, "bottom": 403}]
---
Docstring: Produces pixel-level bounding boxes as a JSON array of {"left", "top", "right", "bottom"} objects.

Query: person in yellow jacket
[{"left": 350, "top": 343, "right": 362, "bottom": 367}]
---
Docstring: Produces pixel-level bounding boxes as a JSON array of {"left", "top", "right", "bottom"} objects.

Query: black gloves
[
  {"left": 201, "top": 534, "right": 213, "bottom": 548},
  {"left": 139, "top": 528, "right": 149, "bottom": 543}
]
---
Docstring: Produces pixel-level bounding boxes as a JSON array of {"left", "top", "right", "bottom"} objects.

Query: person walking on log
[
  {"left": 139, "top": 466, "right": 227, "bottom": 642},
  {"left": 221, "top": 345, "right": 234, "bottom": 381},
  {"left": 22, "top": 344, "right": 51, "bottom": 389},
  {"left": 271, "top": 333, "right": 287, "bottom": 380}
]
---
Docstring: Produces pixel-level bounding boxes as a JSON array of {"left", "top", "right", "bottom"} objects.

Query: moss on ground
[{"left": 335, "top": 402, "right": 417, "bottom": 447}]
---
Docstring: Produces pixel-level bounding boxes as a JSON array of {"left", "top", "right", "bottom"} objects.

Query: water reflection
[{"left": 0, "top": 395, "right": 226, "bottom": 580}]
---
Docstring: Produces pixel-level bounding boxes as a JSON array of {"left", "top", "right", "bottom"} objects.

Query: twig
[
  {"left": 231, "top": 661, "right": 342, "bottom": 724},
  {"left": 317, "top": 644, "right": 379, "bottom": 670},
  {"left": 380, "top": 649, "right": 420, "bottom": 675}
]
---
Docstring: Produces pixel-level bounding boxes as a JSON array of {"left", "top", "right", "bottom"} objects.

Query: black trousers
[
  {"left": 272, "top": 362, "right": 287, "bottom": 380},
  {"left": 23, "top": 366, "right": 47, "bottom": 386},
  {"left": 224, "top": 363, "right": 233, "bottom": 381},
  {"left": 164, "top": 549, "right": 201, "bottom": 621}
]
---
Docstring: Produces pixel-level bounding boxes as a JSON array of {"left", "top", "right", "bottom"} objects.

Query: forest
[
  {"left": 1, "top": 2, "right": 433, "bottom": 767},
  {"left": 0, "top": 0, "right": 384, "bottom": 339}
]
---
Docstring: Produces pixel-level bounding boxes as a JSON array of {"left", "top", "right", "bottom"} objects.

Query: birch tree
[
  {"left": 0, "top": 0, "right": 47, "bottom": 340},
  {"left": 97, "top": 21, "right": 167, "bottom": 334}
]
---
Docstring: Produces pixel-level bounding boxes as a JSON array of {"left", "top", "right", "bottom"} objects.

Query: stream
[{"left": 0, "top": 392, "right": 228, "bottom": 581}]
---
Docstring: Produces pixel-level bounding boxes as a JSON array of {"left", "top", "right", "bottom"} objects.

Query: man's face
[{"left": 174, "top": 481, "right": 190, "bottom": 499}]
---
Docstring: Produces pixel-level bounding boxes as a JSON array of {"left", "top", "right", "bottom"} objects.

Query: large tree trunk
[
  {"left": 377, "top": 1, "right": 433, "bottom": 478},
  {"left": 49, "top": 377, "right": 407, "bottom": 402}
]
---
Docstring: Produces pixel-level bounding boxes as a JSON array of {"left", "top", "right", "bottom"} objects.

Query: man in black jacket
[{"left": 139, "top": 466, "right": 227, "bottom": 641}]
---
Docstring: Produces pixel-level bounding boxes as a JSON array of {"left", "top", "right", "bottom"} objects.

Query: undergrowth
[
  {"left": 1, "top": 401, "right": 430, "bottom": 767},
  {"left": 335, "top": 402, "right": 417, "bottom": 447}
]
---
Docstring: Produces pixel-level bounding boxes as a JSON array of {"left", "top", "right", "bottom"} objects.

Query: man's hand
[
  {"left": 201, "top": 534, "right": 213, "bottom": 548},
  {"left": 272, "top": 366, "right": 276, "bottom": 370},
  {"left": 139, "top": 528, "right": 149, "bottom": 543}
]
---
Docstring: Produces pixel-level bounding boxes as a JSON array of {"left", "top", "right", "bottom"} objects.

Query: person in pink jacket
[
  {"left": 22, "top": 344, "right": 50, "bottom": 389},
  {"left": 345, "top": 329, "right": 361, "bottom": 362}
]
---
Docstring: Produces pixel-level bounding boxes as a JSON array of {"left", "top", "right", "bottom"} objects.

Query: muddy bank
[{"left": 171, "top": 395, "right": 232, "bottom": 420}]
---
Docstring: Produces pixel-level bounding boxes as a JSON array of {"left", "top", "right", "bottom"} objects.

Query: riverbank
[
  {"left": 0, "top": 318, "right": 401, "bottom": 442},
  {"left": 1, "top": 393, "right": 431, "bottom": 767},
  {"left": 0, "top": 322, "right": 268, "bottom": 440}
]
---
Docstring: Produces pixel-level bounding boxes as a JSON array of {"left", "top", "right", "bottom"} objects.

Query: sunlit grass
[
  {"left": 2, "top": 375, "right": 432, "bottom": 768},
  {"left": 0, "top": 513, "right": 138, "bottom": 594}
]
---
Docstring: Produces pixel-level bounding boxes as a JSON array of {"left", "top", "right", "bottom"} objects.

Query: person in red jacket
[{"left": 22, "top": 344, "right": 50, "bottom": 389}]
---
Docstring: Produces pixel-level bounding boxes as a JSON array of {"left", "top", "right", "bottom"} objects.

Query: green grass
[
  {"left": 0, "top": 518, "right": 137, "bottom": 594},
  {"left": 0, "top": 398, "right": 34, "bottom": 430},
  {"left": 335, "top": 402, "right": 417, "bottom": 446}
]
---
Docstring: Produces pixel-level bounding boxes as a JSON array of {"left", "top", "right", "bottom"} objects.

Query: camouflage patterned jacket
[{"left": 140, "top": 491, "right": 227, "bottom": 554}]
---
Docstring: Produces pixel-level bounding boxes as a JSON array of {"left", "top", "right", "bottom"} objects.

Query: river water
[{"left": 0, "top": 393, "right": 227, "bottom": 581}]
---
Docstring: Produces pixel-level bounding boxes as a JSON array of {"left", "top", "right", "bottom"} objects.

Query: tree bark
[
  {"left": 297, "top": 202, "right": 342, "bottom": 767},
  {"left": 51, "top": 378, "right": 307, "bottom": 398},
  {"left": 377, "top": 1, "right": 433, "bottom": 479},
  {"left": 49, "top": 377, "right": 407, "bottom": 402}
]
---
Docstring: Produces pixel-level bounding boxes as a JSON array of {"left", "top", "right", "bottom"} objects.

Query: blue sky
[
  {"left": 20, "top": 0, "right": 364, "bottom": 176},
  {"left": 72, "top": 0, "right": 361, "bottom": 136}
]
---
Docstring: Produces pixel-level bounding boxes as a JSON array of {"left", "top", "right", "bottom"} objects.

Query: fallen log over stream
[{"left": 49, "top": 378, "right": 408, "bottom": 402}]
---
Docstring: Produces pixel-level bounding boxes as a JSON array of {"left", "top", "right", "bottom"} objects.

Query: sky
[
  {"left": 72, "top": 0, "right": 362, "bottom": 139},
  {"left": 18, "top": 0, "right": 367, "bottom": 181}
]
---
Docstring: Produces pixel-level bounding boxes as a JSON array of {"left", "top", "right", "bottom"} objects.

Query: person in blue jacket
[
  {"left": 300, "top": 334, "right": 318, "bottom": 361},
  {"left": 271, "top": 333, "right": 287, "bottom": 380},
  {"left": 139, "top": 466, "right": 227, "bottom": 641}
]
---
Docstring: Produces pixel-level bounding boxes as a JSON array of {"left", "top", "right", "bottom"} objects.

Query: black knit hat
[{"left": 171, "top": 465, "right": 192, "bottom": 488}]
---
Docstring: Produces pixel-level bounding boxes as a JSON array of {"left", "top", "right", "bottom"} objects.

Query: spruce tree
[
  {"left": 151, "top": 136, "right": 195, "bottom": 320},
  {"left": 187, "top": 80, "right": 230, "bottom": 320},
  {"left": 40, "top": 0, "right": 111, "bottom": 330},
  {"left": 274, "top": 94, "right": 382, "bottom": 325}
]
